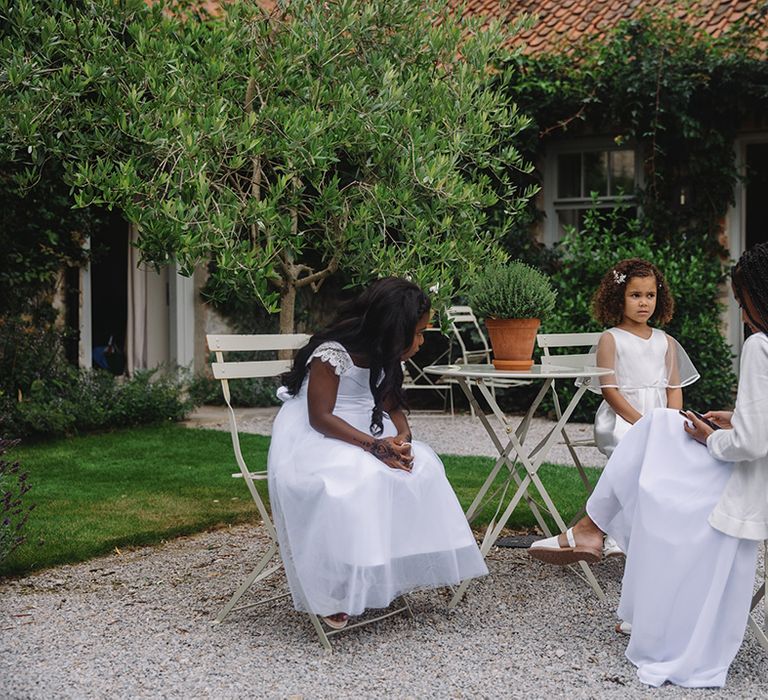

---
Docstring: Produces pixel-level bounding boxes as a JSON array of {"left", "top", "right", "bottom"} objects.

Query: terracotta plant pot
[{"left": 484, "top": 318, "right": 541, "bottom": 370}]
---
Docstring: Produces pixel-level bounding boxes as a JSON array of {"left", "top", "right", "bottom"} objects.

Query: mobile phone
[{"left": 679, "top": 409, "right": 721, "bottom": 431}]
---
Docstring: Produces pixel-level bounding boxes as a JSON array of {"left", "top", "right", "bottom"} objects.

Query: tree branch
[{"left": 295, "top": 256, "right": 340, "bottom": 290}]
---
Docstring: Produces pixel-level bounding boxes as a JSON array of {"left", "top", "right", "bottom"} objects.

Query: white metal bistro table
[{"left": 424, "top": 362, "right": 613, "bottom": 607}]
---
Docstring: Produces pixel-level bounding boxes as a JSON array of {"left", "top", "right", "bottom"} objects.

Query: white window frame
[{"left": 543, "top": 138, "right": 643, "bottom": 247}]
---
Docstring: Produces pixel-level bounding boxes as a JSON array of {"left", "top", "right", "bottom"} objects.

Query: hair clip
[{"left": 613, "top": 270, "right": 627, "bottom": 285}]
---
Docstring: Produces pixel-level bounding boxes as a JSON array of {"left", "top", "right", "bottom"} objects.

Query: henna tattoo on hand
[{"left": 368, "top": 439, "right": 399, "bottom": 462}]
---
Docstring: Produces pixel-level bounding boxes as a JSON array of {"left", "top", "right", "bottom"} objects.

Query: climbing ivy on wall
[
  {"left": 503, "top": 3, "right": 768, "bottom": 253},
  {"left": 493, "top": 4, "right": 768, "bottom": 414}
]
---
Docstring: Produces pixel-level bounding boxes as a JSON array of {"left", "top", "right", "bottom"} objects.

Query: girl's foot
[
  {"left": 616, "top": 620, "right": 632, "bottom": 635},
  {"left": 321, "top": 613, "right": 349, "bottom": 630},
  {"left": 528, "top": 516, "right": 605, "bottom": 565},
  {"left": 528, "top": 527, "right": 603, "bottom": 564}
]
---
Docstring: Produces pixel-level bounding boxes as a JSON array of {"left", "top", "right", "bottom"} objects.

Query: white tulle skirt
[
  {"left": 267, "top": 393, "right": 488, "bottom": 617},
  {"left": 588, "top": 408, "right": 759, "bottom": 687}
]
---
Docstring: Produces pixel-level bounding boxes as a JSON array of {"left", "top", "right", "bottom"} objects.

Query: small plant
[
  {"left": 0, "top": 439, "right": 35, "bottom": 564},
  {"left": 467, "top": 260, "right": 557, "bottom": 320}
]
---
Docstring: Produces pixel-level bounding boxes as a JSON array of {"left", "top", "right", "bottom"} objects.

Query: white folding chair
[
  {"left": 445, "top": 305, "right": 528, "bottom": 415},
  {"left": 749, "top": 541, "right": 768, "bottom": 652},
  {"left": 207, "top": 333, "right": 413, "bottom": 650},
  {"left": 207, "top": 334, "right": 319, "bottom": 631},
  {"left": 401, "top": 328, "right": 452, "bottom": 411},
  {"left": 536, "top": 332, "right": 603, "bottom": 512}
]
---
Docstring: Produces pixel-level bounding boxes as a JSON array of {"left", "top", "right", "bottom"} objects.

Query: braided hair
[
  {"left": 282, "top": 277, "right": 431, "bottom": 435},
  {"left": 732, "top": 242, "right": 768, "bottom": 335}
]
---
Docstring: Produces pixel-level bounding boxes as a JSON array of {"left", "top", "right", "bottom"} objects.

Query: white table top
[{"left": 423, "top": 363, "right": 613, "bottom": 380}]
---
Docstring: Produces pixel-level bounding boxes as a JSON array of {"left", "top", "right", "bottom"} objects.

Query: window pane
[
  {"left": 584, "top": 151, "right": 608, "bottom": 196},
  {"left": 557, "top": 153, "right": 581, "bottom": 198},
  {"left": 610, "top": 150, "right": 635, "bottom": 194},
  {"left": 557, "top": 208, "right": 580, "bottom": 236}
]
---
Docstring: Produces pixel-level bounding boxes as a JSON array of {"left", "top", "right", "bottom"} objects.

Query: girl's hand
[
  {"left": 703, "top": 410, "right": 733, "bottom": 430},
  {"left": 394, "top": 432, "right": 412, "bottom": 445},
  {"left": 368, "top": 437, "right": 413, "bottom": 472},
  {"left": 393, "top": 433, "right": 413, "bottom": 461},
  {"left": 682, "top": 411, "right": 715, "bottom": 445}
]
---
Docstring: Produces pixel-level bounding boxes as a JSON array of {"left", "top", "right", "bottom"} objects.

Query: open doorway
[{"left": 90, "top": 212, "right": 128, "bottom": 374}]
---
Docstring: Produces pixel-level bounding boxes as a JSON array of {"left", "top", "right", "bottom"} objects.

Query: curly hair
[
  {"left": 732, "top": 242, "right": 768, "bottom": 335},
  {"left": 591, "top": 258, "right": 674, "bottom": 327}
]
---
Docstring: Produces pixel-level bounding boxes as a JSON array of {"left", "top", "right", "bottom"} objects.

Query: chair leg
[
  {"left": 214, "top": 542, "right": 280, "bottom": 624},
  {"left": 310, "top": 595, "right": 415, "bottom": 651},
  {"left": 748, "top": 542, "right": 768, "bottom": 652},
  {"left": 308, "top": 613, "right": 333, "bottom": 652}
]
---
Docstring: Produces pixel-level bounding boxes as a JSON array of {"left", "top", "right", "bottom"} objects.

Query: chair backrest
[
  {"left": 206, "top": 333, "right": 311, "bottom": 539},
  {"left": 446, "top": 305, "right": 491, "bottom": 364},
  {"left": 208, "top": 333, "right": 311, "bottom": 391},
  {"left": 536, "top": 331, "right": 602, "bottom": 369}
]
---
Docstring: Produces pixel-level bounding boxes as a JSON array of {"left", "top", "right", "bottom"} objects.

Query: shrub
[
  {"left": 188, "top": 372, "right": 281, "bottom": 408},
  {"left": 0, "top": 439, "right": 34, "bottom": 564},
  {"left": 188, "top": 350, "right": 285, "bottom": 408},
  {"left": 541, "top": 206, "right": 737, "bottom": 421},
  {"left": 3, "top": 367, "right": 193, "bottom": 440},
  {"left": 467, "top": 260, "right": 557, "bottom": 320}
]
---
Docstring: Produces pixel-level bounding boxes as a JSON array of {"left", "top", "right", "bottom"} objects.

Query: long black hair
[
  {"left": 282, "top": 277, "right": 431, "bottom": 435},
  {"left": 732, "top": 242, "right": 768, "bottom": 335}
]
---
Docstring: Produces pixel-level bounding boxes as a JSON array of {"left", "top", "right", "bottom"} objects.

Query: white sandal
[
  {"left": 528, "top": 527, "right": 602, "bottom": 565},
  {"left": 603, "top": 535, "right": 625, "bottom": 558}
]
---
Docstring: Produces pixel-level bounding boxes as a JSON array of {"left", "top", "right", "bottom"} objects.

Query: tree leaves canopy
[{"left": 1, "top": 0, "right": 536, "bottom": 327}]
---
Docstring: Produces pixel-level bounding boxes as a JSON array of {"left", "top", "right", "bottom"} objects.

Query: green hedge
[
  {"left": 188, "top": 372, "right": 281, "bottom": 408},
  {"left": 1, "top": 367, "right": 192, "bottom": 441}
]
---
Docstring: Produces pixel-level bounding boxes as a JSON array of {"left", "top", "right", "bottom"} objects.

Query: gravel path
[
  {"left": 2, "top": 408, "right": 766, "bottom": 698},
  {"left": 2, "top": 525, "right": 765, "bottom": 699}
]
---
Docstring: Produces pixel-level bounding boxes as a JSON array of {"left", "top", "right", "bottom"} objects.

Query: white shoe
[
  {"left": 616, "top": 620, "right": 632, "bottom": 635},
  {"left": 603, "top": 535, "right": 624, "bottom": 558},
  {"left": 528, "top": 528, "right": 602, "bottom": 565}
]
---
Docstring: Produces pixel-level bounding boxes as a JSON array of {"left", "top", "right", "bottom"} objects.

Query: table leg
[
  {"left": 514, "top": 384, "right": 606, "bottom": 601},
  {"left": 450, "top": 380, "right": 606, "bottom": 607},
  {"left": 458, "top": 378, "right": 550, "bottom": 535}
]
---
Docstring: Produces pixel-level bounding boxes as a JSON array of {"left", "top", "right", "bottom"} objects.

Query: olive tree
[{"left": 1, "top": 0, "right": 536, "bottom": 331}]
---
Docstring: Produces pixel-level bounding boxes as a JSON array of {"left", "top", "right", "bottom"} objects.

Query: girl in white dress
[
  {"left": 528, "top": 243, "right": 768, "bottom": 687},
  {"left": 581, "top": 259, "right": 698, "bottom": 558},
  {"left": 588, "top": 258, "right": 699, "bottom": 458},
  {"left": 268, "top": 277, "right": 487, "bottom": 630}
]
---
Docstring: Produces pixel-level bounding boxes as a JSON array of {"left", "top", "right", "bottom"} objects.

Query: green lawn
[{"left": 1, "top": 424, "right": 601, "bottom": 577}]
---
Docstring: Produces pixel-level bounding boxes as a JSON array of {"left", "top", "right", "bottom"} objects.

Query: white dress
[
  {"left": 267, "top": 341, "right": 488, "bottom": 617},
  {"left": 587, "top": 408, "right": 759, "bottom": 688},
  {"left": 590, "top": 328, "right": 699, "bottom": 456}
]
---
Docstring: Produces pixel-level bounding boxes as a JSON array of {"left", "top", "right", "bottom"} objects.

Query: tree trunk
[{"left": 278, "top": 281, "right": 297, "bottom": 359}]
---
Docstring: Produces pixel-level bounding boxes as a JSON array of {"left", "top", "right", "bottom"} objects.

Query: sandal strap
[{"left": 565, "top": 528, "right": 576, "bottom": 548}]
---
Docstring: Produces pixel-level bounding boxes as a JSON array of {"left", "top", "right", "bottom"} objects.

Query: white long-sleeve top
[{"left": 707, "top": 332, "right": 768, "bottom": 540}]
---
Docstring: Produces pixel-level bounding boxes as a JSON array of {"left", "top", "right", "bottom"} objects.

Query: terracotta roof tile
[{"left": 448, "top": 0, "right": 767, "bottom": 55}]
